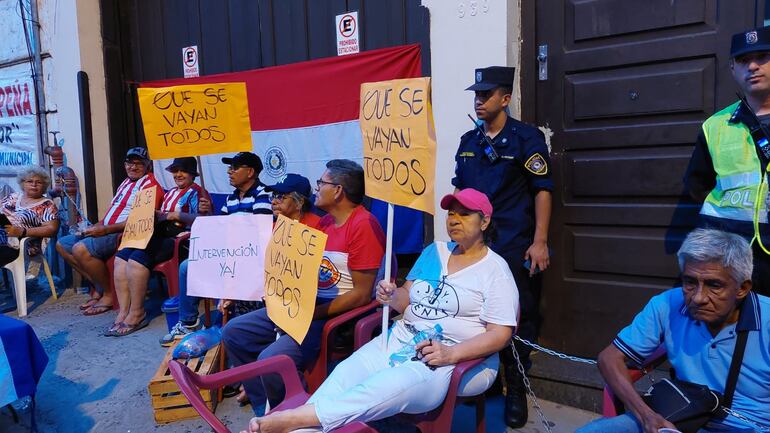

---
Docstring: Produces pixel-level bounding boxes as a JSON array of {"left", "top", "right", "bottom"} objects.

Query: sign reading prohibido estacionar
[
  {"left": 359, "top": 77, "right": 436, "bottom": 214},
  {"left": 264, "top": 214, "right": 328, "bottom": 344},
  {"left": 118, "top": 188, "right": 157, "bottom": 250},
  {"left": 137, "top": 82, "right": 252, "bottom": 160},
  {"left": 187, "top": 214, "right": 273, "bottom": 301}
]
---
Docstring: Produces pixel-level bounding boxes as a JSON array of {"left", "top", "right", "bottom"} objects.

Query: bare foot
[
  {"left": 123, "top": 311, "right": 146, "bottom": 327},
  {"left": 79, "top": 296, "right": 101, "bottom": 310},
  {"left": 241, "top": 417, "right": 260, "bottom": 433},
  {"left": 252, "top": 411, "right": 298, "bottom": 433},
  {"left": 236, "top": 386, "right": 248, "bottom": 404}
]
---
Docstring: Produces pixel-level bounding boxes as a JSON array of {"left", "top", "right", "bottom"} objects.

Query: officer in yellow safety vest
[{"left": 685, "top": 26, "right": 770, "bottom": 296}]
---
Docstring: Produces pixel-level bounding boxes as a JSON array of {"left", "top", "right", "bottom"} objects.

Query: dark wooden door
[{"left": 532, "top": 0, "right": 762, "bottom": 356}]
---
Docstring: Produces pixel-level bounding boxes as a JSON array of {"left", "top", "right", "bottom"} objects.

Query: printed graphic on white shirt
[{"left": 317, "top": 251, "right": 353, "bottom": 299}]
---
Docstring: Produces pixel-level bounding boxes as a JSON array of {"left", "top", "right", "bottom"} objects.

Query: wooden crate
[{"left": 148, "top": 341, "right": 222, "bottom": 424}]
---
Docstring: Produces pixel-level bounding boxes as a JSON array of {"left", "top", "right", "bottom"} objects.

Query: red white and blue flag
[{"left": 142, "top": 44, "right": 424, "bottom": 253}]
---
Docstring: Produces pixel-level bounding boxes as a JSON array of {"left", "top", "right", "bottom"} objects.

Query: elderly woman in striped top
[
  {"left": 108, "top": 157, "right": 210, "bottom": 336},
  {"left": 0, "top": 166, "right": 59, "bottom": 267}
]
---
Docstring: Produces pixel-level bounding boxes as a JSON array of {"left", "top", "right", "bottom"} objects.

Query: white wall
[
  {"left": 37, "top": 0, "right": 110, "bottom": 217},
  {"left": 421, "top": 0, "right": 520, "bottom": 240}
]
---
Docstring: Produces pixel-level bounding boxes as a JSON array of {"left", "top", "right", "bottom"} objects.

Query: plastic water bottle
[{"left": 388, "top": 324, "right": 444, "bottom": 367}]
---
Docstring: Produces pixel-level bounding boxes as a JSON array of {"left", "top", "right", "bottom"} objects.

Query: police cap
[
  {"left": 731, "top": 27, "right": 770, "bottom": 58},
  {"left": 465, "top": 66, "right": 515, "bottom": 91}
]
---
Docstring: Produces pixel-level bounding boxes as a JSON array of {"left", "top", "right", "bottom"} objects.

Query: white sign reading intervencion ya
[{"left": 187, "top": 214, "right": 273, "bottom": 301}]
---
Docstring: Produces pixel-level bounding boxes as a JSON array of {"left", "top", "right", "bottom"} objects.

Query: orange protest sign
[
  {"left": 118, "top": 188, "right": 157, "bottom": 250},
  {"left": 264, "top": 215, "right": 328, "bottom": 344},
  {"left": 137, "top": 83, "right": 252, "bottom": 160},
  {"left": 360, "top": 77, "right": 436, "bottom": 214}
]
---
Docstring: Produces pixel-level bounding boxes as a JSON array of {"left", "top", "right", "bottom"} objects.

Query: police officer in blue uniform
[{"left": 453, "top": 66, "right": 553, "bottom": 428}]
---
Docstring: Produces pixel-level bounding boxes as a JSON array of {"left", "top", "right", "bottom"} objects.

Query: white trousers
[{"left": 300, "top": 328, "right": 499, "bottom": 433}]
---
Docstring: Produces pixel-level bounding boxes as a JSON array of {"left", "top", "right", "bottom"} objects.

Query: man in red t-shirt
[
  {"left": 222, "top": 159, "right": 386, "bottom": 414},
  {"left": 56, "top": 147, "right": 163, "bottom": 316}
]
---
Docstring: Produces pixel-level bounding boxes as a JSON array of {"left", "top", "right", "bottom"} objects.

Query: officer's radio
[
  {"left": 736, "top": 92, "right": 770, "bottom": 164},
  {"left": 467, "top": 114, "right": 499, "bottom": 163}
]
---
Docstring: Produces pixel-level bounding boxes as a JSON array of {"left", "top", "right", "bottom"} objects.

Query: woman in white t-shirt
[{"left": 241, "top": 188, "right": 519, "bottom": 433}]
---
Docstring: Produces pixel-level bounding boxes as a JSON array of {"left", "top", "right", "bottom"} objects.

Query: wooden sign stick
[{"left": 381, "top": 203, "right": 394, "bottom": 351}]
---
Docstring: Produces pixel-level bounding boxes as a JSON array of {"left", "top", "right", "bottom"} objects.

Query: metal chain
[
  {"left": 514, "top": 335, "right": 597, "bottom": 365},
  {"left": 510, "top": 340, "right": 554, "bottom": 433},
  {"left": 721, "top": 407, "right": 770, "bottom": 432},
  {"left": 511, "top": 337, "right": 770, "bottom": 432}
]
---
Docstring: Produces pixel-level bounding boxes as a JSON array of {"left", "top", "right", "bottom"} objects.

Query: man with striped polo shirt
[
  {"left": 57, "top": 147, "right": 163, "bottom": 316},
  {"left": 159, "top": 151, "right": 273, "bottom": 345}
]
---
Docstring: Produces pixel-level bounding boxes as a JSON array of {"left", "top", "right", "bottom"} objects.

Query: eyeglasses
[
  {"left": 23, "top": 179, "right": 44, "bottom": 186},
  {"left": 316, "top": 179, "right": 340, "bottom": 189},
  {"left": 124, "top": 160, "right": 146, "bottom": 168},
  {"left": 271, "top": 193, "right": 287, "bottom": 202},
  {"left": 227, "top": 165, "right": 250, "bottom": 172}
]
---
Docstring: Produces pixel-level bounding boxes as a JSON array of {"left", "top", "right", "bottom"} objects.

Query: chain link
[
  {"left": 510, "top": 340, "right": 554, "bottom": 433},
  {"left": 721, "top": 407, "right": 770, "bottom": 432},
  {"left": 511, "top": 336, "right": 770, "bottom": 432},
  {"left": 514, "top": 335, "right": 598, "bottom": 365}
]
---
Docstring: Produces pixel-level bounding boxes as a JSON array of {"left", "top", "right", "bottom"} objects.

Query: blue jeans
[
  {"left": 177, "top": 259, "right": 201, "bottom": 324},
  {"left": 576, "top": 414, "right": 756, "bottom": 433},
  {"left": 221, "top": 305, "right": 327, "bottom": 412}
]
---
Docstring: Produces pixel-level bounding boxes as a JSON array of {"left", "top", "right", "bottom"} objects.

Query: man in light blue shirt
[{"left": 577, "top": 229, "right": 770, "bottom": 433}]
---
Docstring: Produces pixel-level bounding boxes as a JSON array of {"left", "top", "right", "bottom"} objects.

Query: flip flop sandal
[
  {"left": 222, "top": 385, "right": 240, "bottom": 398},
  {"left": 79, "top": 297, "right": 101, "bottom": 310},
  {"left": 83, "top": 304, "right": 112, "bottom": 316},
  {"left": 114, "top": 317, "right": 149, "bottom": 337},
  {"left": 104, "top": 322, "right": 123, "bottom": 337}
]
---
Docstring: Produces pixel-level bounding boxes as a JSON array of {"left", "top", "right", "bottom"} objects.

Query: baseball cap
[
  {"left": 440, "top": 188, "right": 493, "bottom": 218},
  {"left": 221, "top": 152, "right": 263, "bottom": 172},
  {"left": 465, "top": 66, "right": 515, "bottom": 91},
  {"left": 125, "top": 147, "right": 149, "bottom": 161},
  {"left": 264, "top": 173, "right": 312, "bottom": 197},
  {"left": 164, "top": 157, "right": 199, "bottom": 177},
  {"left": 731, "top": 27, "right": 770, "bottom": 58}
]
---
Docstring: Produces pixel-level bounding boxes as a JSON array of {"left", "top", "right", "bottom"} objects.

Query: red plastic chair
[
  {"left": 169, "top": 355, "right": 377, "bottom": 433},
  {"left": 602, "top": 346, "right": 668, "bottom": 416},
  {"left": 153, "top": 232, "right": 191, "bottom": 297},
  {"left": 305, "top": 252, "right": 398, "bottom": 391},
  {"left": 304, "top": 299, "right": 381, "bottom": 392},
  {"left": 354, "top": 310, "right": 488, "bottom": 433}
]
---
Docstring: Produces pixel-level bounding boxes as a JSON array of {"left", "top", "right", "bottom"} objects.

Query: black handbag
[
  {"left": 155, "top": 220, "right": 187, "bottom": 238},
  {"left": 642, "top": 329, "right": 748, "bottom": 433}
]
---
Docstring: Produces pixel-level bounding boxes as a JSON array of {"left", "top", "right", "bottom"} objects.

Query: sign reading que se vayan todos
[
  {"left": 265, "top": 215, "right": 328, "bottom": 344},
  {"left": 137, "top": 83, "right": 252, "bottom": 160},
  {"left": 187, "top": 214, "right": 273, "bottom": 301},
  {"left": 359, "top": 77, "right": 436, "bottom": 214},
  {"left": 118, "top": 188, "right": 157, "bottom": 250}
]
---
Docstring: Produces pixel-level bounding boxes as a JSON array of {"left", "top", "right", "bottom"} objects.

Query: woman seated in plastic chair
[
  {"left": 108, "top": 157, "right": 210, "bottom": 336},
  {"left": 241, "top": 188, "right": 519, "bottom": 433},
  {"left": 0, "top": 166, "right": 59, "bottom": 267}
]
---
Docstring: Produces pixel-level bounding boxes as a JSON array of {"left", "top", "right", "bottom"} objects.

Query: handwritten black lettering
[
  {"left": 398, "top": 87, "right": 424, "bottom": 117},
  {"left": 152, "top": 90, "right": 193, "bottom": 110},
  {"left": 204, "top": 87, "right": 227, "bottom": 104},
  {"left": 365, "top": 126, "right": 411, "bottom": 151},
  {"left": 361, "top": 88, "right": 393, "bottom": 121},
  {"left": 363, "top": 156, "right": 426, "bottom": 196}
]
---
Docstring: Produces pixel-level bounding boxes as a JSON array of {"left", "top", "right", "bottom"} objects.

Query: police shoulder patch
[{"left": 524, "top": 153, "right": 548, "bottom": 175}]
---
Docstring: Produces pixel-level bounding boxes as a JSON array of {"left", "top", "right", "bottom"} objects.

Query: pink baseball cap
[{"left": 440, "top": 188, "right": 493, "bottom": 218}]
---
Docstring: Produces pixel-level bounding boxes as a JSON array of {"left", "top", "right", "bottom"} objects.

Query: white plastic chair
[{"left": 3, "top": 237, "right": 57, "bottom": 317}]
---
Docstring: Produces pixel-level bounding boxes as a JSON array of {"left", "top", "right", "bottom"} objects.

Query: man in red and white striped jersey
[{"left": 56, "top": 147, "right": 164, "bottom": 316}]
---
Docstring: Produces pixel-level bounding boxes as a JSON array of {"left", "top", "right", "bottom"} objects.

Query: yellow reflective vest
[{"left": 700, "top": 102, "right": 769, "bottom": 231}]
